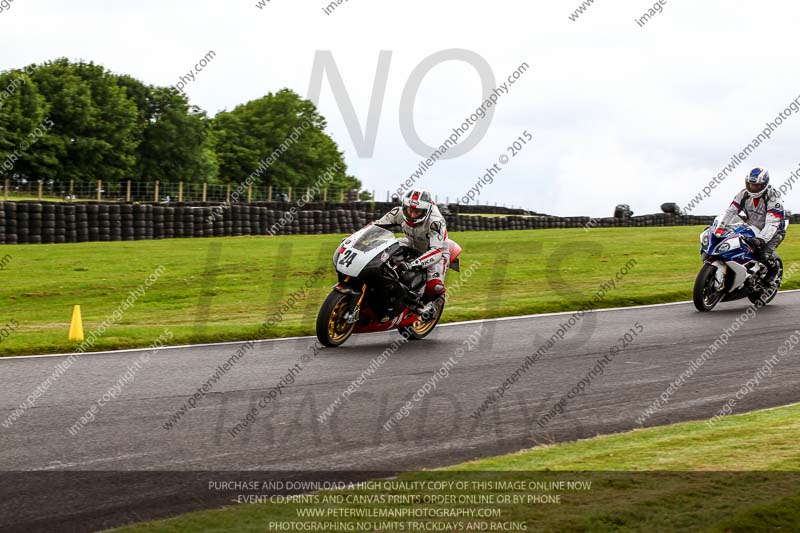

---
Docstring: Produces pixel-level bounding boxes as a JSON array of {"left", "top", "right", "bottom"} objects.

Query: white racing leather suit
[
  {"left": 374, "top": 205, "right": 449, "bottom": 299},
  {"left": 722, "top": 186, "right": 787, "bottom": 263}
]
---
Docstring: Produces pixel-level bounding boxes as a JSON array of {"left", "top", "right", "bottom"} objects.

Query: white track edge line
[{"left": 5, "top": 289, "right": 799, "bottom": 361}]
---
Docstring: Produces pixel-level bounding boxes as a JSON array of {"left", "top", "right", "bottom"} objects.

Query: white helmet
[
  {"left": 401, "top": 189, "right": 433, "bottom": 226},
  {"left": 745, "top": 168, "right": 770, "bottom": 199}
]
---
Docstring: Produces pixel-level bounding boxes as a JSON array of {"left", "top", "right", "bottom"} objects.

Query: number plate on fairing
[{"left": 336, "top": 226, "right": 397, "bottom": 277}]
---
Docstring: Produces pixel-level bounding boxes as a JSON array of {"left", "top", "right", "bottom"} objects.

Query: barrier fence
[
  {"left": 1, "top": 179, "right": 361, "bottom": 204},
  {"left": 0, "top": 179, "right": 528, "bottom": 210},
  {"left": 0, "top": 200, "right": 781, "bottom": 245}
]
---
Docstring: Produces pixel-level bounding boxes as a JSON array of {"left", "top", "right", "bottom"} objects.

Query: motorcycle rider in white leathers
[
  {"left": 721, "top": 168, "right": 787, "bottom": 284},
  {"left": 373, "top": 189, "right": 449, "bottom": 303}
]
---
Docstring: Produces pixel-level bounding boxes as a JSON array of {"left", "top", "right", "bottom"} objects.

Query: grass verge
[
  {"left": 1, "top": 226, "right": 798, "bottom": 356},
  {"left": 114, "top": 403, "right": 800, "bottom": 532}
]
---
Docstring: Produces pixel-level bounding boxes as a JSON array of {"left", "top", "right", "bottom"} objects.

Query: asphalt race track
[{"left": 2, "top": 292, "right": 800, "bottom": 532}]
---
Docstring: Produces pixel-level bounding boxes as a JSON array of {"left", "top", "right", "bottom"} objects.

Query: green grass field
[
  {"left": 114, "top": 403, "right": 800, "bottom": 532},
  {"left": 0, "top": 226, "right": 798, "bottom": 356},
  {"left": 3, "top": 195, "right": 66, "bottom": 202}
]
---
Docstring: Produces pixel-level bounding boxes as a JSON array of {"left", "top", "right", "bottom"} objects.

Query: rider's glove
[
  {"left": 744, "top": 237, "right": 765, "bottom": 249},
  {"left": 398, "top": 262, "right": 414, "bottom": 273}
]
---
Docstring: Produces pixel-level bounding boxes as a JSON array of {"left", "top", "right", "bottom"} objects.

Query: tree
[
  {"left": 0, "top": 69, "right": 55, "bottom": 179},
  {"left": 117, "top": 76, "right": 217, "bottom": 183},
  {"left": 2, "top": 61, "right": 361, "bottom": 191},
  {"left": 212, "top": 89, "right": 359, "bottom": 190},
  {"left": 21, "top": 59, "right": 140, "bottom": 182}
]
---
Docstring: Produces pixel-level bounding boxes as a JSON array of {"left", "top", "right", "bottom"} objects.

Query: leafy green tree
[
  {"left": 212, "top": 89, "right": 359, "bottom": 190},
  {"left": 117, "top": 76, "right": 217, "bottom": 183},
  {"left": 27, "top": 59, "right": 140, "bottom": 181},
  {"left": 0, "top": 70, "right": 55, "bottom": 179},
  {"left": 2, "top": 61, "right": 359, "bottom": 192}
]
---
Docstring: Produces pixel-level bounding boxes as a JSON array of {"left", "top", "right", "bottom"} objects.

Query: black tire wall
[{"left": 0, "top": 200, "right": 795, "bottom": 244}]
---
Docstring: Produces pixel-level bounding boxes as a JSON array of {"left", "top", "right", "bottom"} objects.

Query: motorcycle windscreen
[
  {"left": 336, "top": 225, "right": 397, "bottom": 277},
  {"left": 352, "top": 225, "right": 395, "bottom": 252}
]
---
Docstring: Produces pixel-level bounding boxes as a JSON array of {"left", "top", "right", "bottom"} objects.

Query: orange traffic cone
[{"left": 69, "top": 305, "right": 84, "bottom": 341}]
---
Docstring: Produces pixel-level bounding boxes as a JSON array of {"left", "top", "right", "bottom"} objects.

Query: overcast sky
[{"left": 3, "top": 0, "right": 800, "bottom": 217}]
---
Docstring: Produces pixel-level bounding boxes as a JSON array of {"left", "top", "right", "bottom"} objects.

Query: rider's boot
[
  {"left": 418, "top": 297, "right": 443, "bottom": 322},
  {"left": 764, "top": 257, "right": 780, "bottom": 289}
]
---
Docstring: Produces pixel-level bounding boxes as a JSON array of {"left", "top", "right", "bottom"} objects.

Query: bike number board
[{"left": 336, "top": 226, "right": 396, "bottom": 277}]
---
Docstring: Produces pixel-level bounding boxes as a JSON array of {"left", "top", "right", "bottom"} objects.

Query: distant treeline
[{"left": 0, "top": 58, "right": 359, "bottom": 191}]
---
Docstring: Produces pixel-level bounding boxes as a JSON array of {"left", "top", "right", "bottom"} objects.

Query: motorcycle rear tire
[
  {"left": 399, "top": 297, "right": 445, "bottom": 340},
  {"left": 748, "top": 258, "right": 783, "bottom": 306}
]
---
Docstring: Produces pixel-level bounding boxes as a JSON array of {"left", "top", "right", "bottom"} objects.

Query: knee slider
[{"left": 425, "top": 279, "right": 446, "bottom": 297}]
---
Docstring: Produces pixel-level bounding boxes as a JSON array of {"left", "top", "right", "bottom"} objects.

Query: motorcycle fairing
[{"left": 334, "top": 225, "right": 397, "bottom": 277}]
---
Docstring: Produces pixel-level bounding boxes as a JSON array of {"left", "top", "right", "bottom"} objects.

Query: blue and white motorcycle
[{"left": 693, "top": 216, "right": 784, "bottom": 312}]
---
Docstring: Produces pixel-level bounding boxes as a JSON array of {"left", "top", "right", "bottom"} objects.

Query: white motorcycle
[
  {"left": 693, "top": 215, "right": 785, "bottom": 311},
  {"left": 316, "top": 225, "right": 462, "bottom": 347}
]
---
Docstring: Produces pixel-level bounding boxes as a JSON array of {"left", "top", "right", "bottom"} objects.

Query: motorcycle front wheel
[
  {"left": 316, "top": 291, "right": 357, "bottom": 347},
  {"left": 693, "top": 263, "right": 725, "bottom": 312}
]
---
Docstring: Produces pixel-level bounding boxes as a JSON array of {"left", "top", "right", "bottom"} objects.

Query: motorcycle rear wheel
[
  {"left": 399, "top": 297, "right": 445, "bottom": 340},
  {"left": 316, "top": 291, "right": 357, "bottom": 347},
  {"left": 693, "top": 263, "right": 724, "bottom": 312},
  {"left": 748, "top": 258, "right": 783, "bottom": 306}
]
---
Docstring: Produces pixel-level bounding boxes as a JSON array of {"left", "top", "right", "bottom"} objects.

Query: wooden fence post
[
  {"left": 178, "top": 182, "right": 183, "bottom": 202},
  {"left": 154, "top": 181, "right": 160, "bottom": 203},
  {"left": 288, "top": 186, "right": 292, "bottom": 202},
  {"left": 268, "top": 186, "right": 272, "bottom": 202},
  {"left": 97, "top": 180, "right": 102, "bottom": 202},
  {"left": 126, "top": 180, "right": 131, "bottom": 202},
  {"left": 226, "top": 184, "right": 231, "bottom": 202},
  {"left": 38, "top": 180, "right": 43, "bottom": 200},
  {"left": 202, "top": 182, "right": 207, "bottom": 202},
  {"left": 247, "top": 185, "right": 252, "bottom": 203},
  {"left": 4, "top": 179, "right": 9, "bottom": 200}
]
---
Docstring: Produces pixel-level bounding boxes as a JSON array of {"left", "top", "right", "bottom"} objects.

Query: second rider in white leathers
[{"left": 721, "top": 167, "right": 787, "bottom": 285}]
